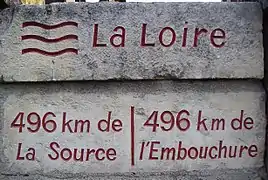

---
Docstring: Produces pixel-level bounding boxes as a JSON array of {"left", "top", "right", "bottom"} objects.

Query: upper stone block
[{"left": 0, "top": 2, "right": 263, "bottom": 82}]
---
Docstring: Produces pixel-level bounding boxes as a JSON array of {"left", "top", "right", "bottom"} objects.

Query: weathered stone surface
[
  {"left": 0, "top": 168, "right": 266, "bottom": 180},
  {"left": 0, "top": 2, "right": 264, "bottom": 82},
  {"left": 0, "top": 80, "right": 266, "bottom": 178}
]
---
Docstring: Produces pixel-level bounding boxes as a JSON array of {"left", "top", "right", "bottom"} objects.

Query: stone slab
[
  {"left": 0, "top": 2, "right": 264, "bottom": 82},
  {"left": 0, "top": 80, "right": 266, "bottom": 179},
  {"left": 0, "top": 168, "right": 266, "bottom": 180}
]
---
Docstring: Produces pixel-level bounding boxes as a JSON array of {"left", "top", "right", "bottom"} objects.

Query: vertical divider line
[{"left": 130, "top": 106, "right": 135, "bottom": 166}]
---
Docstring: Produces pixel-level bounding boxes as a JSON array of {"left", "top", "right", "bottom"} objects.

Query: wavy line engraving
[
  {"left": 21, "top": 35, "right": 78, "bottom": 43},
  {"left": 22, "top": 48, "right": 78, "bottom": 56},
  {"left": 22, "top": 21, "right": 78, "bottom": 29}
]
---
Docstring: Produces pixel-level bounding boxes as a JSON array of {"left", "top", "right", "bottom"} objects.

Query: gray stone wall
[
  {"left": 0, "top": 2, "right": 267, "bottom": 180},
  {"left": 0, "top": 2, "right": 264, "bottom": 81}
]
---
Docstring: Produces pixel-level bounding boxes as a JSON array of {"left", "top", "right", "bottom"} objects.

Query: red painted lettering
[
  {"left": 244, "top": 117, "right": 254, "bottom": 130},
  {"left": 188, "top": 147, "right": 198, "bottom": 159},
  {"left": 161, "top": 147, "right": 176, "bottom": 160},
  {"left": 211, "top": 118, "right": 225, "bottom": 130},
  {"left": 16, "top": 143, "right": 24, "bottom": 160},
  {"left": 193, "top": 28, "right": 208, "bottom": 47},
  {"left": 95, "top": 148, "right": 105, "bottom": 161},
  {"left": 176, "top": 110, "right": 190, "bottom": 131},
  {"left": 93, "top": 24, "right": 107, "bottom": 47},
  {"left": 149, "top": 141, "right": 160, "bottom": 160},
  {"left": 74, "top": 119, "right": 91, "bottom": 133},
  {"left": 159, "top": 27, "right": 176, "bottom": 47},
  {"left": 197, "top": 110, "right": 208, "bottom": 131},
  {"left": 48, "top": 141, "right": 60, "bottom": 160},
  {"left": 16, "top": 143, "right": 35, "bottom": 161},
  {"left": 141, "top": 24, "right": 155, "bottom": 47},
  {"left": 228, "top": 146, "right": 237, "bottom": 158},
  {"left": 110, "top": 26, "right": 126, "bottom": 47},
  {"left": 98, "top": 112, "right": 112, "bottom": 132},
  {"left": 11, "top": 112, "right": 25, "bottom": 133},
  {"left": 27, "top": 112, "right": 41, "bottom": 133},
  {"left": 139, "top": 142, "right": 145, "bottom": 160},
  {"left": 11, "top": 112, "right": 57, "bottom": 133},
  {"left": 143, "top": 111, "right": 159, "bottom": 132},
  {"left": 62, "top": 112, "right": 73, "bottom": 133},
  {"left": 248, "top": 145, "right": 258, "bottom": 157},
  {"left": 231, "top": 110, "right": 244, "bottom": 130},
  {"left": 86, "top": 149, "right": 95, "bottom": 161},
  {"left": 210, "top": 28, "right": 225, "bottom": 48},
  {"left": 144, "top": 110, "right": 190, "bottom": 132},
  {"left": 74, "top": 148, "right": 84, "bottom": 161},
  {"left": 89, "top": 24, "right": 226, "bottom": 48},
  {"left": 106, "top": 148, "right": 117, "bottom": 161},
  {"left": 177, "top": 141, "right": 187, "bottom": 160},
  {"left": 61, "top": 148, "right": 72, "bottom": 161},
  {"left": 61, "top": 113, "right": 90, "bottom": 133},
  {"left": 98, "top": 111, "right": 122, "bottom": 132},
  {"left": 48, "top": 142, "right": 117, "bottom": 162},
  {"left": 42, "top": 112, "right": 57, "bottom": 133},
  {"left": 26, "top": 148, "right": 35, "bottom": 161},
  {"left": 160, "top": 111, "right": 175, "bottom": 131},
  {"left": 143, "top": 141, "right": 258, "bottom": 161},
  {"left": 182, "top": 22, "right": 188, "bottom": 47},
  {"left": 239, "top": 146, "right": 248, "bottom": 158},
  {"left": 218, "top": 140, "right": 227, "bottom": 158},
  {"left": 208, "top": 146, "right": 217, "bottom": 159},
  {"left": 231, "top": 110, "right": 253, "bottom": 130},
  {"left": 199, "top": 146, "right": 208, "bottom": 159},
  {"left": 112, "top": 119, "right": 123, "bottom": 132}
]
